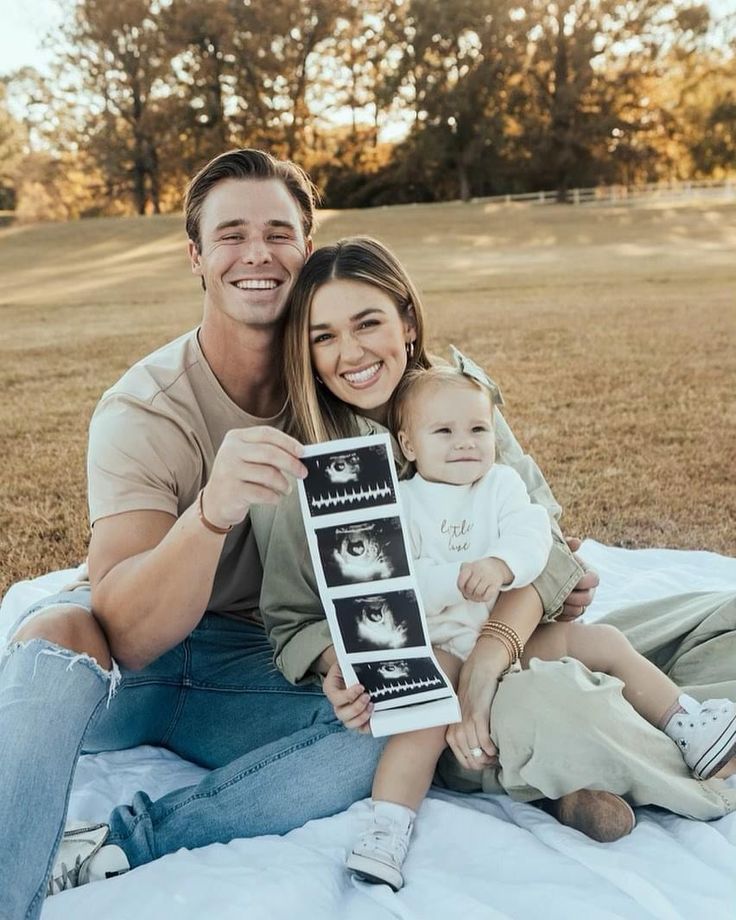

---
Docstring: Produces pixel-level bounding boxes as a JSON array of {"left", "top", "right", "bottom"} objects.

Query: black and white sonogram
[
  {"left": 316, "top": 517, "right": 409, "bottom": 587},
  {"left": 334, "top": 591, "right": 425, "bottom": 653},
  {"left": 353, "top": 658, "right": 447, "bottom": 703},
  {"left": 302, "top": 444, "right": 396, "bottom": 517}
]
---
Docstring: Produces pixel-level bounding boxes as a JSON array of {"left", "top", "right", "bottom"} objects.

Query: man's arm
[
  {"left": 89, "top": 427, "right": 306, "bottom": 671},
  {"left": 88, "top": 506, "right": 224, "bottom": 670}
]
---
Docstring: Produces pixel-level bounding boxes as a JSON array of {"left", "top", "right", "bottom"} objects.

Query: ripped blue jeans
[{"left": 0, "top": 589, "right": 384, "bottom": 920}]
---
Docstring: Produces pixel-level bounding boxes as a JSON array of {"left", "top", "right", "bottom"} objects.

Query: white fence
[
  {"left": 1, "top": 179, "right": 734, "bottom": 225},
  {"left": 472, "top": 177, "right": 736, "bottom": 207}
]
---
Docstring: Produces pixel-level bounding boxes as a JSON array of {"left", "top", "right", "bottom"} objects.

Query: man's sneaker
[
  {"left": 346, "top": 802, "right": 415, "bottom": 891},
  {"left": 664, "top": 695, "right": 736, "bottom": 779},
  {"left": 47, "top": 821, "right": 130, "bottom": 896}
]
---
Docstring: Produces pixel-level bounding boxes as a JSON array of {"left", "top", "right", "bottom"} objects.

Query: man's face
[{"left": 189, "top": 177, "right": 311, "bottom": 329}]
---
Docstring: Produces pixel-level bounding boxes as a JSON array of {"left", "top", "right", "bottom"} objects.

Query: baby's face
[{"left": 400, "top": 383, "right": 495, "bottom": 485}]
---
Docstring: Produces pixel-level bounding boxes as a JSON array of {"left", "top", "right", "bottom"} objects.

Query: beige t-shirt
[{"left": 87, "top": 328, "right": 286, "bottom": 621}]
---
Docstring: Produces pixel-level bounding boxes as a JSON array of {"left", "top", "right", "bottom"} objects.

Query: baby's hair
[{"left": 389, "top": 365, "right": 494, "bottom": 439}]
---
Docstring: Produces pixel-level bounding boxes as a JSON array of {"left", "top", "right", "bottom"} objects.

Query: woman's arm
[
  {"left": 446, "top": 585, "right": 543, "bottom": 768},
  {"left": 251, "top": 492, "right": 334, "bottom": 685},
  {"left": 493, "top": 409, "right": 595, "bottom": 620}
]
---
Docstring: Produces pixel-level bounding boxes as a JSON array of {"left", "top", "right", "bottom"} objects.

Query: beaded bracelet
[
  {"left": 480, "top": 630, "right": 515, "bottom": 671},
  {"left": 479, "top": 620, "right": 524, "bottom": 663}
]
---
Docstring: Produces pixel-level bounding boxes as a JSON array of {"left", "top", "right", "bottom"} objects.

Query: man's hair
[
  {"left": 184, "top": 148, "right": 319, "bottom": 251},
  {"left": 390, "top": 365, "right": 493, "bottom": 436}
]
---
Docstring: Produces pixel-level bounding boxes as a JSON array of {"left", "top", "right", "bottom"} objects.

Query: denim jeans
[{"left": 0, "top": 590, "right": 384, "bottom": 920}]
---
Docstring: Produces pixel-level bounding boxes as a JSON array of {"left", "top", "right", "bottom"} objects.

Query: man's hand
[
  {"left": 323, "top": 661, "right": 373, "bottom": 733},
  {"left": 559, "top": 536, "right": 600, "bottom": 621},
  {"left": 457, "top": 557, "right": 513, "bottom": 604},
  {"left": 201, "top": 427, "right": 307, "bottom": 530}
]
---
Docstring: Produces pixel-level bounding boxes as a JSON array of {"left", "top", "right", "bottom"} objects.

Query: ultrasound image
[
  {"left": 333, "top": 590, "right": 424, "bottom": 653},
  {"left": 353, "top": 657, "right": 447, "bottom": 702},
  {"left": 316, "top": 517, "right": 409, "bottom": 587},
  {"left": 302, "top": 444, "right": 396, "bottom": 517}
]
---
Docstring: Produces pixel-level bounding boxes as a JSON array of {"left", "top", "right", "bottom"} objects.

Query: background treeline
[{"left": 1, "top": 0, "right": 735, "bottom": 219}]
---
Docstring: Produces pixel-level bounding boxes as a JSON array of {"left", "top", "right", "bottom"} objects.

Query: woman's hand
[
  {"left": 323, "top": 661, "right": 374, "bottom": 733},
  {"left": 445, "top": 638, "right": 507, "bottom": 770}
]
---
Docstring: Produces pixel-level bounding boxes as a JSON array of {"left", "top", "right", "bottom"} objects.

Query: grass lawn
[{"left": 1, "top": 196, "right": 734, "bottom": 597}]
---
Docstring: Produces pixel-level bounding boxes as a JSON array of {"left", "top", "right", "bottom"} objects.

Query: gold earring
[{"left": 406, "top": 341, "right": 415, "bottom": 360}]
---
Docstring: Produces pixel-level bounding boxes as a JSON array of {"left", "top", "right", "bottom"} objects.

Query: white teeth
[
  {"left": 234, "top": 279, "right": 279, "bottom": 290},
  {"left": 343, "top": 363, "right": 381, "bottom": 384}
]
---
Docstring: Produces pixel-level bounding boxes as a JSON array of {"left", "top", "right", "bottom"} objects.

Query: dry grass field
[{"left": 1, "top": 196, "right": 734, "bottom": 597}]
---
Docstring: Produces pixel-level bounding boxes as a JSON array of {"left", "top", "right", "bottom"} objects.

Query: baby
[{"left": 346, "top": 361, "right": 736, "bottom": 891}]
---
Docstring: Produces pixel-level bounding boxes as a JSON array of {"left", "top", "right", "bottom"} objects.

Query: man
[{"left": 0, "top": 149, "right": 608, "bottom": 920}]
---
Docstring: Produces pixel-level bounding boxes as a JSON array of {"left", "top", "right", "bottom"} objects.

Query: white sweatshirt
[{"left": 400, "top": 464, "right": 553, "bottom": 660}]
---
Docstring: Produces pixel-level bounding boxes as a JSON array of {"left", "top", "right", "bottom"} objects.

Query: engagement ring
[{"left": 470, "top": 747, "right": 483, "bottom": 758}]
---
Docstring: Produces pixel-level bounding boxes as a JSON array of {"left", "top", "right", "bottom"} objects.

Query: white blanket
[{"left": 2, "top": 541, "right": 736, "bottom": 919}]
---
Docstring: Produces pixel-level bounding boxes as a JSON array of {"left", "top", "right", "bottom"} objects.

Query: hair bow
[{"left": 449, "top": 345, "right": 504, "bottom": 407}]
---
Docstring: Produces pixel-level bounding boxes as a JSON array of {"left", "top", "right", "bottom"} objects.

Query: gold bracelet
[
  {"left": 484, "top": 622, "right": 524, "bottom": 661},
  {"left": 197, "top": 488, "right": 233, "bottom": 535},
  {"left": 479, "top": 631, "right": 514, "bottom": 671},
  {"left": 480, "top": 620, "right": 524, "bottom": 662},
  {"left": 481, "top": 619, "right": 524, "bottom": 655}
]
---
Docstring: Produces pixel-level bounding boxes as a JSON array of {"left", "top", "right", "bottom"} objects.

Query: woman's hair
[{"left": 284, "top": 237, "right": 431, "bottom": 444}]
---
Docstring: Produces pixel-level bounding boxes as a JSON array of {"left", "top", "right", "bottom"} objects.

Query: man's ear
[
  {"left": 397, "top": 429, "right": 416, "bottom": 461},
  {"left": 305, "top": 238, "right": 314, "bottom": 258},
  {"left": 188, "top": 240, "right": 202, "bottom": 276}
]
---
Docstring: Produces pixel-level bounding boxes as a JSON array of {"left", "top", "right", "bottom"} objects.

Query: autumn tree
[
  {"left": 56, "top": 0, "right": 172, "bottom": 214},
  {"left": 521, "top": 0, "right": 714, "bottom": 199},
  {"left": 0, "top": 80, "right": 25, "bottom": 211}
]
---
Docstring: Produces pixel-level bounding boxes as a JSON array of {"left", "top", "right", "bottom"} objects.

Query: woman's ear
[
  {"left": 403, "top": 305, "right": 417, "bottom": 342},
  {"left": 397, "top": 429, "right": 416, "bottom": 461}
]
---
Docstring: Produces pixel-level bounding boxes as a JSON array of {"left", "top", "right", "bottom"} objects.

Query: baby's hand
[{"left": 457, "top": 557, "right": 513, "bottom": 603}]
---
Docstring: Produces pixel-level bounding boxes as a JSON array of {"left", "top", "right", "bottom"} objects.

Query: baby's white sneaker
[
  {"left": 346, "top": 801, "right": 415, "bottom": 891},
  {"left": 664, "top": 694, "right": 736, "bottom": 779}
]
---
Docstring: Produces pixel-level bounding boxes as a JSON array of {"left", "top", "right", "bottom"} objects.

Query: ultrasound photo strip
[{"left": 296, "top": 432, "right": 461, "bottom": 737}]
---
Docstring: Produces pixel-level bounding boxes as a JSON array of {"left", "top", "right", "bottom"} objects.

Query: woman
[
  {"left": 251, "top": 237, "right": 736, "bottom": 838},
  {"left": 260, "top": 237, "right": 582, "bottom": 767}
]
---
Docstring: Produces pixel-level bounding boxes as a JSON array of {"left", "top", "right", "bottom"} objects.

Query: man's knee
[{"left": 12, "top": 605, "right": 112, "bottom": 670}]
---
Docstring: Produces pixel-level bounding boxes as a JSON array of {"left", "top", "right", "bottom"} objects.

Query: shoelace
[
  {"left": 364, "top": 820, "right": 410, "bottom": 864},
  {"left": 673, "top": 702, "right": 730, "bottom": 748},
  {"left": 47, "top": 855, "right": 83, "bottom": 895}
]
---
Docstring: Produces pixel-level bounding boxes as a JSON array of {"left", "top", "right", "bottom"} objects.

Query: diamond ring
[{"left": 470, "top": 747, "right": 483, "bottom": 758}]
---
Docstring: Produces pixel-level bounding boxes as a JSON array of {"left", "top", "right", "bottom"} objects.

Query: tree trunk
[{"left": 458, "top": 160, "right": 471, "bottom": 201}]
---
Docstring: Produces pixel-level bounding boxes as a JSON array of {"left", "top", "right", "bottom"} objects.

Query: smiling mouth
[
  {"left": 342, "top": 362, "right": 382, "bottom": 386},
  {"left": 232, "top": 279, "right": 281, "bottom": 290}
]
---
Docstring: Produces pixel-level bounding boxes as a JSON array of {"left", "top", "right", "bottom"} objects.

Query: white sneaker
[
  {"left": 664, "top": 695, "right": 736, "bottom": 779},
  {"left": 346, "top": 802, "right": 414, "bottom": 891},
  {"left": 47, "top": 821, "right": 130, "bottom": 896}
]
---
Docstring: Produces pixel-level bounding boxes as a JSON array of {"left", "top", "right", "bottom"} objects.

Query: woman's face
[{"left": 309, "top": 278, "right": 415, "bottom": 423}]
